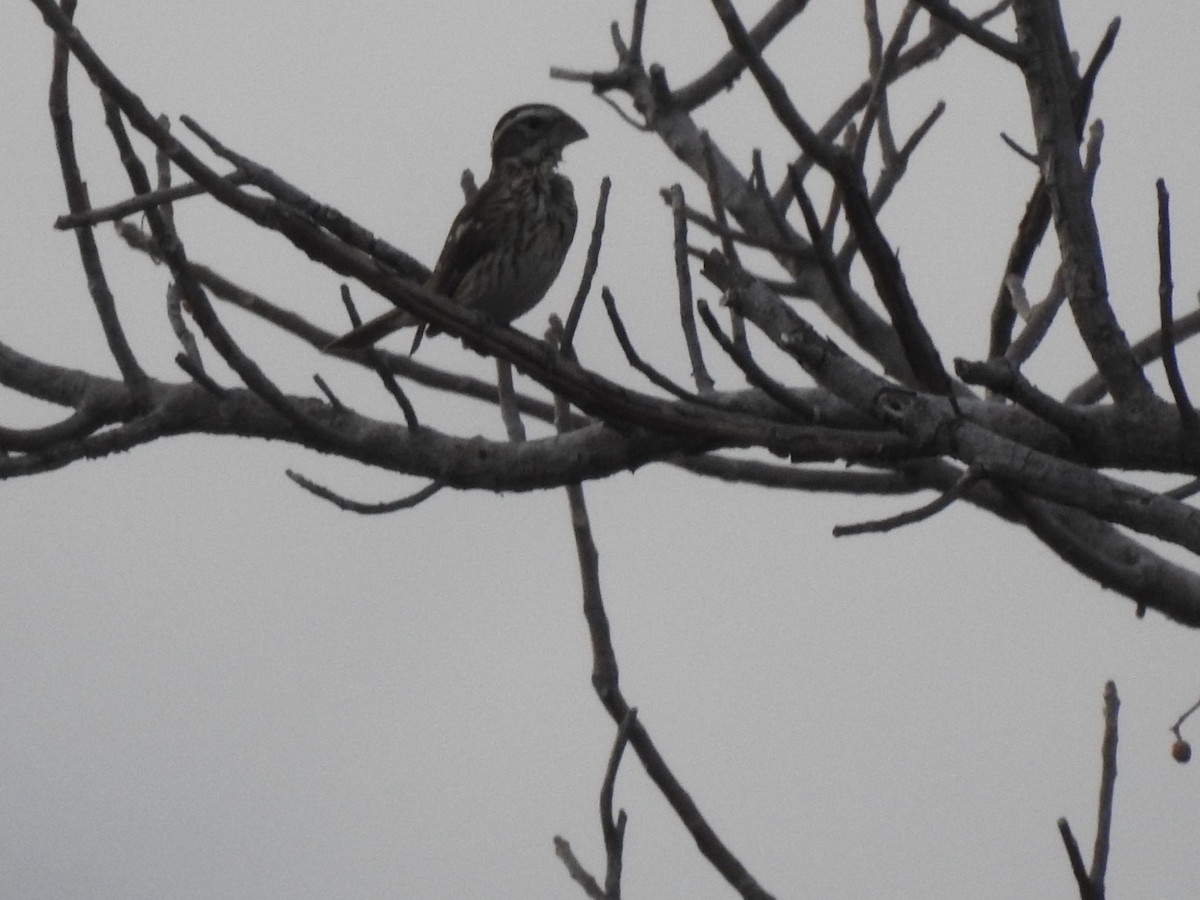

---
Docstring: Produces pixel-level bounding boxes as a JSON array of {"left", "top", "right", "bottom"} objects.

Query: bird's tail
[{"left": 323, "top": 308, "right": 419, "bottom": 353}]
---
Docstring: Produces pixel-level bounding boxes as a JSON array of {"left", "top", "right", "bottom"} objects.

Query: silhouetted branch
[
  {"left": 1058, "top": 818, "right": 1096, "bottom": 900},
  {"left": 562, "top": 177, "right": 612, "bottom": 355},
  {"left": 553, "top": 837, "right": 606, "bottom": 900},
  {"left": 1156, "top": 179, "right": 1199, "bottom": 438},
  {"left": 669, "top": 185, "right": 715, "bottom": 393},
  {"left": 48, "top": 1, "right": 145, "bottom": 391},
  {"left": 55, "top": 170, "right": 252, "bottom": 230},
  {"left": 555, "top": 388, "right": 776, "bottom": 900},
  {"left": 833, "top": 465, "right": 982, "bottom": 536},
  {"left": 600, "top": 708, "right": 635, "bottom": 899},
  {"left": 988, "top": 18, "right": 1121, "bottom": 361},
  {"left": 286, "top": 472, "right": 444, "bottom": 514},
  {"left": 910, "top": 0, "right": 1023, "bottom": 63},
  {"left": 696, "top": 299, "right": 815, "bottom": 420},
  {"left": 601, "top": 288, "right": 701, "bottom": 402},
  {"left": 1091, "top": 681, "right": 1119, "bottom": 889}
]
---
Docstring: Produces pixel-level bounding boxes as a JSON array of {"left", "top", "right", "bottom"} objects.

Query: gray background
[{"left": 2, "top": 2, "right": 1198, "bottom": 897}]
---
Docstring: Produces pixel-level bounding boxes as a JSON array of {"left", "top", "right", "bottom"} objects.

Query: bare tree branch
[
  {"left": 48, "top": 0, "right": 145, "bottom": 391},
  {"left": 1091, "top": 681, "right": 1119, "bottom": 890},
  {"left": 1011, "top": 0, "right": 1152, "bottom": 403},
  {"left": 1155, "top": 179, "right": 1199, "bottom": 438},
  {"left": 910, "top": 0, "right": 1023, "bottom": 63}
]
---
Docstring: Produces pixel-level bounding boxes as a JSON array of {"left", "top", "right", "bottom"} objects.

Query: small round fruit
[{"left": 1171, "top": 739, "right": 1191, "bottom": 763}]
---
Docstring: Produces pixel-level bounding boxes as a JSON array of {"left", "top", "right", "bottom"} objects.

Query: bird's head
[{"left": 490, "top": 103, "right": 588, "bottom": 170}]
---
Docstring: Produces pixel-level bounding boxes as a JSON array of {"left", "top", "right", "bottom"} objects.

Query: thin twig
[
  {"left": 954, "top": 356, "right": 1090, "bottom": 440},
  {"left": 678, "top": 454, "right": 921, "bottom": 494},
  {"left": 1155, "top": 179, "right": 1199, "bottom": 439},
  {"left": 700, "top": 132, "right": 747, "bottom": 345},
  {"left": 661, "top": 187, "right": 814, "bottom": 260},
  {"left": 776, "top": 0, "right": 1011, "bottom": 206},
  {"left": 987, "top": 18, "right": 1120, "bottom": 361},
  {"left": 49, "top": 5, "right": 145, "bottom": 391},
  {"left": 174, "top": 352, "right": 226, "bottom": 397},
  {"left": 312, "top": 373, "right": 345, "bottom": 411},
  {"left": 1067, "top": 304, "right": 1200, "bottom": 405},
  {"left": 1003, "top": 267, "right": 1066, "bottom": 366},
  {"left": 600, "top": 708, "right": 636, "bottom": 900},
  {"left": 671, "top": 0, "right": 812, "bottom": 111},
  {"left": 153, "top": 114, "right": 176, "bottom": 235},
  {"left": 749, "top": 150, "right": 804, "bottom": 249},
  {"left": 286, "top": 471, "right": 444, "bottom": 514},
  {"left": 833, "top": 466, "right": 982, "bottom": 536},
  {"left": 1164, "top": 478, "right": 1200, "bottom": 502},
  {"left": 553, "top": 371, "right": 775, "bottom": 900},
  {"left": 789, "top": 166, "right": 867, "bottom": 342},
  {"left": 1090, "top": 681, "right": 1118, "bottom": 890},
  {"left": 700, "top": 132, "right": 740, "bottom": 267},
  {"left": 855, "top": 1, "right": 917, "bottom": 168},
  {"left": 166, "top": 280, "right": 205, "bottom": 372},
  {"left": 1011, "top": 2, "right": 1150, "bottom": 404},
  {"left": 837, "top": 101, "right": 947, "bottom": 271},
  {"left": 1057, "top": 818, "right": 1096, "bottom": 900},
  {"left": 627, "top": 0, "right": 649, "bottom": 65},
  {"left": 55, "top": 171, "right": 253, "bottom": 230},
  {"left": 339, "top": 282, "right": 365, "bottom": 327},
  {"left": 562, "top": 177, "right": 612, "bottom": 355},
  {"left": 696, "top": 300, "right": 815, "bottom": 420},
  {"left": 0, "top": 403, "right": 108, "bottom": 452},
  {"left": 1005, "top": 121, "right": 1100, "bottom": 368},
  {"left": 496, "top": 358, "right": 526, "bottom": 442},
  {"left": 910, "top": 0, "right": 1023, "bottom": 63},
  {"left": 601, "top": 288, "right": 702, "bottom": 402},
  {"left": 340, "top": 285, "right": 420, "bottom": 430},
  {"left": 552, "top": 837, "right": 606, "bottom": 900},
  {"left": 1170, "top": 696, "right": 1200, "bottom": 738},
  {"left": 669, "top": 185, "right": 716, "bottom": 393},
  {"left": 1000, "top": 131, "right": 1039, "bottom": 164}
]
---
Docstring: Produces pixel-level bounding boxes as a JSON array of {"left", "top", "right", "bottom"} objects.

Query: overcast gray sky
[{"left": 3, "top": 2, "right": 1199, "bottom": 898}]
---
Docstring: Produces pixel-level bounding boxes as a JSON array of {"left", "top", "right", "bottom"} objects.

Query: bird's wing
[
  {"left": 324, "top": 178, "right": 504, "bottom": 354},
  {"left": 427, "top": 177, "right": 504, "bottom": 300}
]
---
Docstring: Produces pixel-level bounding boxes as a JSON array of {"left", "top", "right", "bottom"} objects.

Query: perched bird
[{"left": 327, "top": 103, "right": 587, "bottom": 353}]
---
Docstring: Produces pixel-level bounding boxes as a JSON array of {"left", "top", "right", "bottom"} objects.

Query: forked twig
[
  {"left": 1057, "top": 681, "right": 1119, "bottom": 900},
  {"left": 600, "top": 708, "right": 636, "bottom": 899},
  {"left": 552, "top": 373, "right": 775, "bottom": 900}
]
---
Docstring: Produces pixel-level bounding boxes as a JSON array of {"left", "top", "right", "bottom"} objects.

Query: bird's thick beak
[{"left": 556, "top": 114, "right": 588, "bottom": 148}]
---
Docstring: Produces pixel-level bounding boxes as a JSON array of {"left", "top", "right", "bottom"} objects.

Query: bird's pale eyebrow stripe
[{"left": 491, "top": 105, "right": 556, "bottom": 145}]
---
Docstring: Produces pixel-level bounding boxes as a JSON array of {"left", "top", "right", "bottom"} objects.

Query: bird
[{"left": 326, "top": 103, "right": 587, "bottom": 354}]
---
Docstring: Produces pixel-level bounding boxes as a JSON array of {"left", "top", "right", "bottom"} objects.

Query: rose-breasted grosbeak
[{"left": 327, "top": 103, "right": 587, "bottom": 353}]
